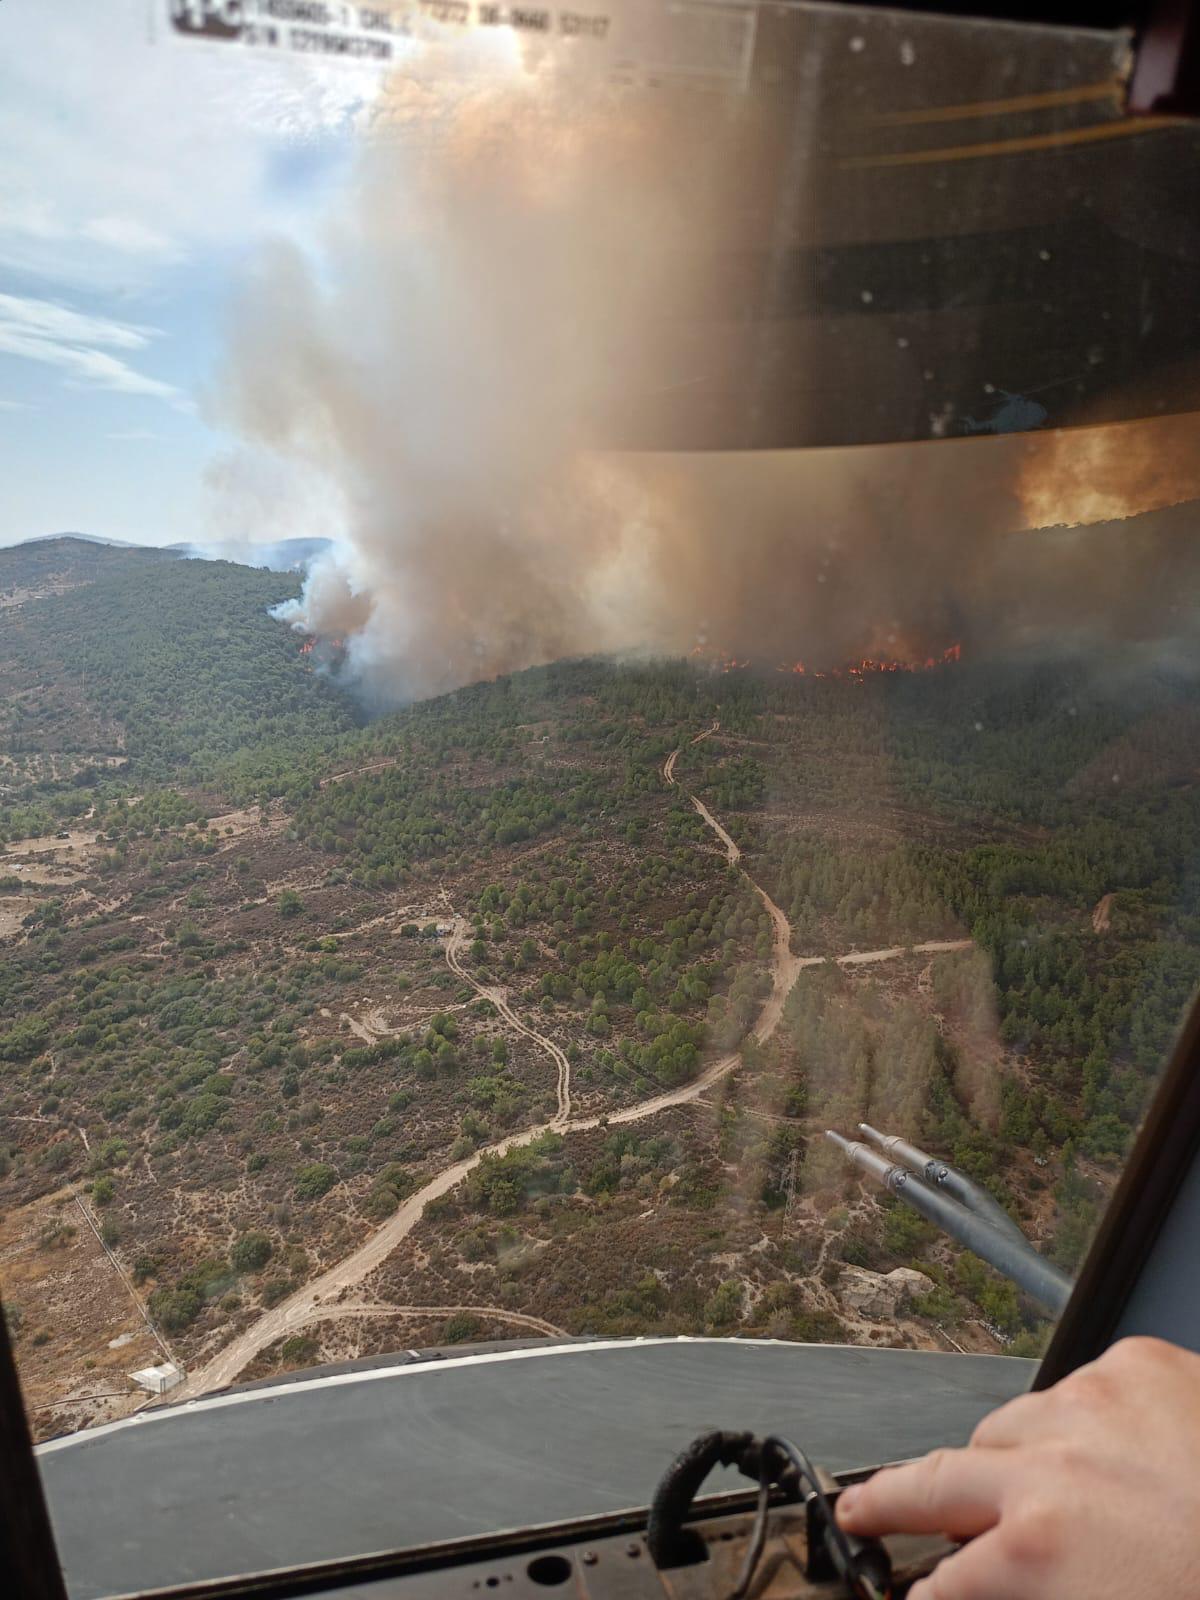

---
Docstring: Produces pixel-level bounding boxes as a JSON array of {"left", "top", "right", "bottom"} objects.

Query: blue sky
[{"left": 0, "top": 2, "right": 379, "bottom": 548}]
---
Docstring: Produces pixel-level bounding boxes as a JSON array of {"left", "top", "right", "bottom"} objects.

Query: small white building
[{"left": 130, "top": 1362, "right": 183, "bottom": 1395}]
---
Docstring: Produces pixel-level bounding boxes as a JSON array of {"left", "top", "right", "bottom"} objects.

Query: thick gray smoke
[{"left": 213, "top": 30, "right": 1200, "bottom": 702}]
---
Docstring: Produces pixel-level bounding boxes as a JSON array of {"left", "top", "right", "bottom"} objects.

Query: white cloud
[
  {"left": 0, "top": 397, "right": 36, "bottom": 411},
  {"left": 81, "top": 215, "right": 178, "bottom": 259},
  {"left": 0, "top": 292, "right": 179, "bottom": 401},
  {"left": 107, "top": 428, "right": 160, "bottom": 441},
  {"left": 0, "top": 292, "right": 155, "bottom": 351},
  {"left": 0, "top": 4, "right": 380, "bottom": 292},
  {"left": 0, "top": 2, "right": 383, "bottom": 536}
]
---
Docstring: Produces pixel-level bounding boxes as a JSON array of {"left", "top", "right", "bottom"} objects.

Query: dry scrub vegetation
[{"left": 3, "top": 542, "right": 1198, "bottom": 1429}]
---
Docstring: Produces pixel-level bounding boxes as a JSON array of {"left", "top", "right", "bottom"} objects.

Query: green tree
[
  {"left": 294, "top": 1162, "right": 337, "bottom": 1200},
  {"left": 230, "top": 1230, "right": 273, "bottom": 1273}
]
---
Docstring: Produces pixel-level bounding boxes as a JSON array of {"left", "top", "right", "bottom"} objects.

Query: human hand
[{"left": 835, "top": 1337, "right": 1200, "bottom": 1600}]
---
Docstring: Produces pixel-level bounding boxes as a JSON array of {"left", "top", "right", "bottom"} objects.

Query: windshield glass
[{"left": 4, "top": 2, "right": 1200, "bottom": 1595}]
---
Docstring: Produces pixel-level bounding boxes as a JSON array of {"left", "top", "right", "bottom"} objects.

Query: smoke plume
[{"left": 212, "top": 27, "right": 1200, "bottom": 702}]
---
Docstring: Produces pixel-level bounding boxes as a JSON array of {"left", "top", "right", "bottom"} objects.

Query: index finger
[
  {"left": 836, "top": 1447, "right": 1014, "bottom": 1540},
  {"left": 970, "top": 1390, "right": 1058, "bottom": 1450}
]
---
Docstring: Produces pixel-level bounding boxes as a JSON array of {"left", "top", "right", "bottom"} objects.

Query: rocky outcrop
[{"left": 838, "top": 1265, "right": 935, "bottom": 1321}]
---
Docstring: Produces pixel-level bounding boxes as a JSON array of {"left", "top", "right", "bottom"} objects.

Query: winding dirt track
[
  {"left": 173, "top": 724, "right": 968, "bottom": 1401},
  {"left": 320, "top": 758, "right": 399, "bottom": 789},
  {"left": 446, "top": 919, "right": 572, "bottom": 1123},
  {"left": 661, "top": 719, "right": 719, "bottom": 787}
]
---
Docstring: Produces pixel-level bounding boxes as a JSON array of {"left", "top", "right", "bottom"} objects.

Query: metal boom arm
[{"left": 826, "top": 1130, "right": 1072, "bottom": 1315}]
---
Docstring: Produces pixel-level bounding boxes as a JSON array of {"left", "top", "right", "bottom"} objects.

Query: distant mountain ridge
[
  {"left": 0, "top": 536, "right": 177, "bottom": 602},
  {"left": 168, "top": 537, "right": 334, "bottom": 572},
  {"left": 15, "top": 530, "right": 148, "bottom": 549},
  {"left": 5, "top": 532, "right": 334, "bottom": 574}
]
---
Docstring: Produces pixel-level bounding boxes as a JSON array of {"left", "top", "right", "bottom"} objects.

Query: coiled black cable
[{"left": 645, "top": 1429, "right": 891, "bottom": 1600}]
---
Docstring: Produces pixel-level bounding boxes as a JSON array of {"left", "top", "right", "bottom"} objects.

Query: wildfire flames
[
  {"left": 304, "top": 629, "right": 966, "bottom": 676},
  {"left": 692, "top": 641, "right": 963, "bottom": 678},
  {"left": 783, "top": 641, "right": 963, "bottom": 680},
  {"left": 689, "top": 645, "right": 751, "bottom": 672}
]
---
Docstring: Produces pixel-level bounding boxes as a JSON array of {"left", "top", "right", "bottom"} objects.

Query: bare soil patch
[{"left": 0, "top": 1190, "right": 160, "bottom": 1441}]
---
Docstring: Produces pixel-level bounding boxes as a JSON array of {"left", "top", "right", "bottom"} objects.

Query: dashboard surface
[{"left": 36, "top": 1338, "right": 1031, "bottom": 1599}]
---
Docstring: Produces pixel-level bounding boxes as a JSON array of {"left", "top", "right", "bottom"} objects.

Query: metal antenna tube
[
  {"left": 827, "top": 1131, "right": 1072, "bottom": 1315},
  {"left": 857, "top": 1122, "right": 938, "bottom": 1182},
  {"left": 857, "top": 1122, "right": 1026, "bottom": 1244},
  {"left": 824, "top": 1130, "right": 895, "bottom": 1187}
]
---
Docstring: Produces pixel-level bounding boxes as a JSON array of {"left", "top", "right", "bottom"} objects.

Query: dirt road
[
  {"left": 320, "top": 758, "right": 399, "bottom": 789},
  {"left": 661, "top": 720, "right": 719, "bottom": 788},
  {"left": 689, "top": 795, "right": 741, "bottom": 865},
  {"left": 837, "top": 939, "right": 972, "bottom": 966},
  {"left": 172, "top": 1127, "right": 555, "bottom": 1399},
  {"left": 298, "top": 1302, "right": 567, "bottom": 1338},
  {"left": 173, "top": 729, "right": 970, "bottom": 1401},
  {"left": 445, "top": 918, "right": 572, "bottom": 1124}
]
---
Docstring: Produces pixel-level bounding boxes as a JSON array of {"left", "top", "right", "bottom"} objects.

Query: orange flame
[
  {"left": 763, "top": 643, "right": 964, "bottom": 677},
  {"left": 691, "top": 644, "right": 751, "bottom": 673}
]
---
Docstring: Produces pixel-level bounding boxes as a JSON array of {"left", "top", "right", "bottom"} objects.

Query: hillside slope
[
  {"left": 0, "top": 541, "right": 360, "bottom": 828},
  {"left": 2, "top": 579, "right": 1199, "bottom": 1434}
]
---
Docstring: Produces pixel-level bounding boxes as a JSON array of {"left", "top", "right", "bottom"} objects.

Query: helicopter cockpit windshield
[{"left": 4, "top": 4, "right": 1200, "bottom": 1597}]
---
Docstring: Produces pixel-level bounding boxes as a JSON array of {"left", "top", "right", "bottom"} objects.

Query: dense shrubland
[{"left": 4, "top": 541, "right": 1200, "bottom": 1369}]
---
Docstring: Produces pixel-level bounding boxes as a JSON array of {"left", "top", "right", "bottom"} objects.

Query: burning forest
[
  {"left": 208, "top": 17, "right": 1200, "bottom": 708},
  {"left": 688, "top": 641, "right": 965, "bottom": 678},
  {"left": 299, "top": 635, "right": 346, "bottom": 665}
]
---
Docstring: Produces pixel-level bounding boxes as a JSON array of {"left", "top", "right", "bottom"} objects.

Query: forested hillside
[
  {"left": 0, "top": 540, "right": 361, "bottom": 838},
  {"left": 2, "top": 538, "right": 1198, "bottom": 1435}
]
